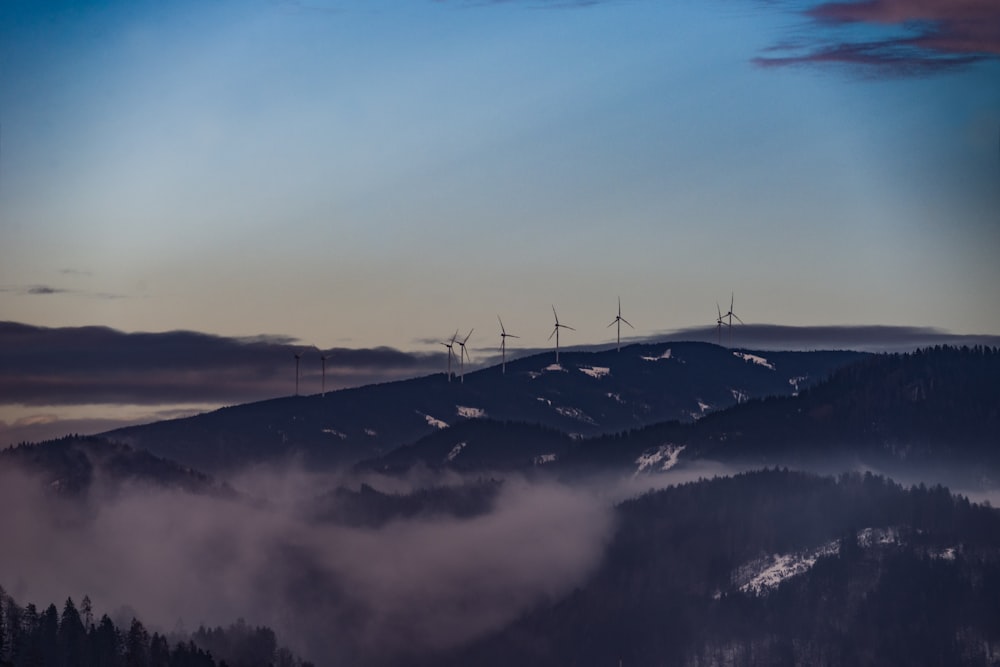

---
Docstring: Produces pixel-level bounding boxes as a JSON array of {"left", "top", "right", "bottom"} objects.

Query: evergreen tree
[
  {"left": 58, "top": 598, "right": 88, "bottom": 667},
  {"left": 92, "top": 615, "right": 122, "bottom": 667},
  {"left": 148, "top": 634, "right": 169, "bottom": 667},
  {"left": 79, "top": 598, "right": 93, "bottom": 631},
  {"left": 124, "top": 619, "right": 150, "bottom": 667}
]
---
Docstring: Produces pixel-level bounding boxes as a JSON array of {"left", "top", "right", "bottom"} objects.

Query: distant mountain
[
  {"left": 360, "top": 346, "right": 1000, "bottom": 477},
  {"left": 0, "top": 434, "right": 227, "bottom": 497},
  {"left": 569, "top": 344, "right": 1000, "bottom": 474},
  {"left": 101, "top": 342, "right": 864, "bottom": 473},
  {"left": 310, "top": 478, "right": 503, "bottom": 528}
]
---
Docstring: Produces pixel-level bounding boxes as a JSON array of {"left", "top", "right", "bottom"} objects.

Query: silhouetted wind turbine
[
  {"left": 440, "top": 330, "right": 458, "bottom": 382},
  {"left": 293, "top": 352, "right": 302, "bottom": 396},
  {"left": 498, "top": 316, "right": 519, "bottom": 375},
  {"left": 548, "top": 306, "right": 575, "bottom": 365},
  {"left": 721, "top": 293, "right": 744, "bottom": 348},
  {"left": 456, "top": 329, "right": 473, "bottom": 383},
  {"left": 607, "top": 297, "right": 634, "bottom": 352},
  {"left": 716, "top": 303, "right": 724, "bottom": 345}
]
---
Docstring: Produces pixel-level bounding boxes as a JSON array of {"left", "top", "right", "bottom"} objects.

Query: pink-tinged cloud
[{"left": 758, "top": 0, "right": 1000, "bottom": 73}]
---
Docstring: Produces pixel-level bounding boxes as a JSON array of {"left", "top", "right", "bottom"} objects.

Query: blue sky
[{"left": 1, "top": 0, "right": 998, "bottom": 436}]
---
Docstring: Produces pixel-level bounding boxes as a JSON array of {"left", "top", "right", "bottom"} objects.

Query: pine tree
[
  {"left": 58, "top": 598, "right": 87, "bottom": 667},
  {"left": 124, "top": 619, "right": 149, "bottom": 667},
  {"left": 92, "top": 615, "right": 122, "bottom": 667},
  {"left": 79, "top": 598, "right": 93, "bottom": 631}
]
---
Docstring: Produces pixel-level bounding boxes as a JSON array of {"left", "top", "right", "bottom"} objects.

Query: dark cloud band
[
  {"left": 0, "top": 322, "right": 444, "bottom": 407},
  {"left": 757, "top": 0, "right": 1000, "bottom": 73}
]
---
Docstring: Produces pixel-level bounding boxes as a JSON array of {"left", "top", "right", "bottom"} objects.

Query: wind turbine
[
  {"left": 320, "top": 354, "right": 328, "bottom": 397},
  {"left": 293, "top": 352, "right": 302, "bottom": 396},
  {"left": 607, "top": 297, "right": 634, "bottom": 352},
  {"left": 440, "top": 330, "right": 458, "bottom": 382},
  {"left": 721, "top": 293, "right": 744, "bottom": 348},
  {"left": 498, "top": 316, "right": 519, "bottom": 375},
  {"left": 548, "top": 306, "right": 575, "bottom": 365},
  {"left": 455, "top": 329, "right": 473, "bottom": 383},
  {"left": 715, "top": 303, "right": 724, "bottom": 345}
]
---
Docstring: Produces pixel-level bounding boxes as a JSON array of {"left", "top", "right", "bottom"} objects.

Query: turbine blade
[
  {"left": 548, "top": 327, "right": 557, "bottom": 341},
  {"left": 463, "top": 328, "right": 474, "bottom": 343},
  {"left": 621, "top": 317, "right": 634, "bottom": 329},
  {"left": 733, "top": 314, "right": 744, "bottom": 324},
  {"left": 607, "top": 320, "right": 616, "bottom": 328},
  {"left": 552, "top": 305, "right": 559, "bottom": 324},
  {"left": 498, "top": 315, "right": 505, "bottom": 333},
  {"left": 563, "top": 325, "right": 576, "bottom": 331},
  {"left": 508, "top": 334, "right": 520, "bottom": 338}
]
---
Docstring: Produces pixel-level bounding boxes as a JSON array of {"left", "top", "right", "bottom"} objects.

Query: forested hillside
[{"left": 423, "top": 469, "right": 1000, "bottom": 667}]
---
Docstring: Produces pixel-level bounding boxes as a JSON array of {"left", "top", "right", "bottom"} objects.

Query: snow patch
[
  {"left": 578, "top": 365, "right": 610, "bottom": 379},
  {"left": 527, "top": 371, "right": 541, "bottom": 379},
  {"left": 544, "top": 363, "right": 566, "bottom": 372},
  {"left": 733, "top": 351, "right": 775, "bottom": 370},
  {"left": 730, "top": 388, "right": 749, "bottom": 403},
  {"left": 364, "top": 428, "right": 377, "bottom": 437},
  {"left": 606, "top": 392, "right": 624, "bottom": 404},
  {"left": 635, "top": 444, "right": 686, "bottom": 473},
  {"left": 932, "top": 547, "right": 958, "bottom": 560},
  {"left": 697, "top": 400, "right": 712, "bottom": 413},
  {"left": 737, "top": 526, "right": 905, "bottom": 596},
  {"left": 534, "top": 453, "right": 558, "bottom": 465},
  {"left": 788, "top": 375, "right": 808, "bottom": 395},
  {"left": 536, "top": 396, "right": 552, "bottom": 406},
  {"left": 856, "top": 526, "right": 899, "bottom": 547},
  {"left": 555, "top": 406, "right": 597, "bottom": 425},
  {"left": 640, "top": 348, "right": 672, "bottom": 362},
  {"left": 419, "top": 412, "right": 449, "bottom": 429},
  {"left": 736, "top": 540, "right": 840, "bottom": 595},
  {"left": 321, "top": 428, "right": 347, "bottom": 440},
  {"left": 456, "top": 405, "right": 486, "bottom": 419},
  {"left": 445, "top": 441, "right": 467, "bottom": 462}
]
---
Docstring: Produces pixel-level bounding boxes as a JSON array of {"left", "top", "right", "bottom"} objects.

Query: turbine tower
[
  {"left": 548, "top": 306, "right": 575, "bottom": 365},
  {"left": 607, "top": 297, "right": 634, "bottom": 352},
  {"left": 455, "top": 329, "right": 473, "bottom": 383},
  {"left": 721, "top": 293, "right": 744, "bottom": 348},
  {"left": 715, "top": 303, "right": 724, "bottom": 345},
  {"left": 440, "top": 330, "right": 458, "bottom": 382},
  {"left": 498, "top": 316, "right": 519, "bottom": 375},
  {"left": 293, "top": 352, "right": 302, "bottom": 396}
]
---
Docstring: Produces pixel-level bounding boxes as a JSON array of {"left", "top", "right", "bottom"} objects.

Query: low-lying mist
[{"left": 0, "top": 463, "right": 617, "bottom": 663}]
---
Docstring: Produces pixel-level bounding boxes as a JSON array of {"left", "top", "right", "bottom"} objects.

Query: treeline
[
  {"left": 0, "top": 593, "right": 313, "bottom": 667},
  {"left": 425, "top": 469, "right": 1000, "bottom": 666},
  {"left": 312, "top": 478, "right": 503, "bottom": 527}
]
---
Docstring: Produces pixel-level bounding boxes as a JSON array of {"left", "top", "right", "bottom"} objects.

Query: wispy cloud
[
  {"left": 655, "top": 323, "right": 1000, "bottom": 352},
  {"left": 1, "top": 285, "right": 127, "bottom": 300},
  {"left": 0, "top": 322, "right": 445, "bottom": 408},
  {"left": 1, "top": 285, "right": 72, "bottom": 296},
  {"left": 757, "top": 0, "right": 1000, "bottom": 74}
]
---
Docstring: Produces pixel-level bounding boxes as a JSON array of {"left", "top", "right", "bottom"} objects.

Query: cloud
[
  {"left": 654, "top": 323, "right": 1000, "bottom": 352},
  {"left": 0, "top": 322, "right": 445, "bottom": 407},
  {"left": 0, "top": 284, "right": 126, "bottom": 299},
  {"left": 0, "top": 284, "right": 72, "bottom": 296},
  {"left": 0, "top": 464, "right": 614, "bottom": 664},
  {"left": 757, "top": 0, "right": 1000, "bottom": 73}
]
